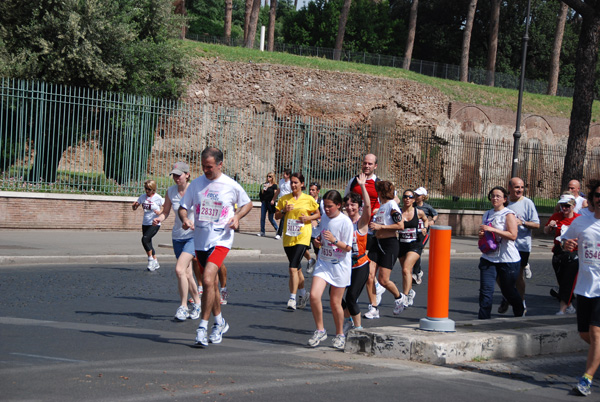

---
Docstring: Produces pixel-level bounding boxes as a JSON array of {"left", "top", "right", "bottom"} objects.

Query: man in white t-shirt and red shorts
[{"left": 179, "top": 147, "right": 252, "bottom": 346}]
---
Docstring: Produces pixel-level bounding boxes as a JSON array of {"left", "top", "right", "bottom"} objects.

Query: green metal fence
[{"left": 1, "top": 77, "right": 598, "bottom": 212}]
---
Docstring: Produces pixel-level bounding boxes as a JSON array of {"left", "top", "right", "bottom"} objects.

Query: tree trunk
[
  {"left": 224, "top": 0, "right": 233, "bottom": 44},
  {"left": 547, "top": 2, "right": 568, "bottom": 96},
  {"left": 486, "top": 0, "right": 501, "bottom": 86},
  {"left": 245, "top": 0, "right": 261, "bottom": 48},
  {"left": 244, "top": 0, "right": 253, "bottom": 43},
  {"left": 333, "top": 0, "right": 352, "bottom": 61},
  {"left": 560, "top": 0, "right": 600, "bottom": 191},
  {"left": 267, "top": 0, "right": 277, "bottom": 51},
  {"left": 173, "top": 0, "right": 187, "bottom": 39},
  {"left": 402, "top": 0, "right": 419, "bottom": 70},
  {"left": 460, "top": 0, "right": 478, "bottom": 82}
]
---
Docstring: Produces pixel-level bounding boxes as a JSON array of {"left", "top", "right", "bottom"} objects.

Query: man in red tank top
[
  {"left": 344, "top": 153, "right": 380, "bottom": 214},
  {"left": 344, "top": 153, "right": 384, "bottom": 319}
]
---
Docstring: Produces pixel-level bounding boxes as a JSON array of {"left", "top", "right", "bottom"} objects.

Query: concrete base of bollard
[{"left": 419, "top": 317, "right": 456, "bottom": 332}]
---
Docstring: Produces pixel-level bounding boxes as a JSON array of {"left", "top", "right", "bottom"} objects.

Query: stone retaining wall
[{"left": 0, "top": 192, "right": 550, "bottom": 237}]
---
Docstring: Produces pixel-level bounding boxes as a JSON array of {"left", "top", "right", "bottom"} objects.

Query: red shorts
[{"left": 195, "top": 246, "right": 229, "bottom": 272}]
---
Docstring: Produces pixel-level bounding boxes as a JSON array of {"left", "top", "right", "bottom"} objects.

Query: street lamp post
[{"left": 511, "top": 0, "right": 532, "bottom": 178}]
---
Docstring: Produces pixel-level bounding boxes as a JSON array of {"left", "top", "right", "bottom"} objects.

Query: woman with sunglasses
[
  {"left": 544, "top": 192, "right": 581, "bottom": 314},
  {"left": 367, "top": 181, "right": 405, "bottom": 317},
  {"left": 132, "top": 179, "right": 164, "bottom": 270},
  {"left": 257, "top": 172, "right": 279, "bottom": 237},
  {"left": 395, "top": 189, "right": 429, "bottom": 312},
  {"left": 152, "top": 162, "right": 203, "bottom": 321}
]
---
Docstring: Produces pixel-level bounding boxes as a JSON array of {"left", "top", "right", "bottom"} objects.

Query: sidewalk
[{"left": 0, "top": 229, "right": 581, "bottom": 366}]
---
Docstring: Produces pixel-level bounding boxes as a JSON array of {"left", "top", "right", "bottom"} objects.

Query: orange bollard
[{"left": 419, "top": 225, "right": 455, "bottom": 332}]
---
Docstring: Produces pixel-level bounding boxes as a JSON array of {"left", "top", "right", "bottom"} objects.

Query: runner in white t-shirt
[
  {"left": 153, "top": 162, "right": 201, "bottom": 322},
  {"left": 562, "top": 179, "right": 600, "bottom": 396},
  {"left": 178, "top": 147, "right": 252, "bottom": 347},
  {"left": 308, "top": 190, "right": 353, "bottom": 349},
  {"left": 273, "top": 169, "right": 292, "bottom": 239},
  {"left": 132, "top": 179, "right": 164, "bottom": 271}
]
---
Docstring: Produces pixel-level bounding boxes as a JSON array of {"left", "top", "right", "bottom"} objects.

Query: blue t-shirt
[{"left": 507, "top": 197, "right": 539, "bottom": 252}]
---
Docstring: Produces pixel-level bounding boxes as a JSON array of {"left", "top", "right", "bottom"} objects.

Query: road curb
[{"left": 345, "top": 315, "right": 585, "bottom": 364}]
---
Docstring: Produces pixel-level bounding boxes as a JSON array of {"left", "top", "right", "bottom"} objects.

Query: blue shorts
[{"left": 172, "top": 237, "right": 195, "bottom": 259}]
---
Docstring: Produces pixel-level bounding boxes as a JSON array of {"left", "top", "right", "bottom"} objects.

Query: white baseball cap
[{"left": 415, "top": 187, "right": 427, "bottom": 196}]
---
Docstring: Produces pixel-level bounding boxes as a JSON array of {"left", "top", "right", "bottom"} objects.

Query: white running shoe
[
  {"left": 565, "top": 305, "right": 576, "bottom": 314},
  {"left": 209, "top": 320, "right": 229, "bottom": 344},
  {"left": 332, "top": 334, "right": 346, "bottom": 350},
  {"left": 308, "top": 330, "right": 327, "bottom": 347},
  {"left": 393, "top": 294, "right": 407, "bottom": 315},
  {"left": 147, "top": 258, "right": 154, "bottom": 271},
  {"left": 189, "top": 303, "right": 201, "bottom": 320},
  {"left": 412, "top": 271, "right": 424, "bottom": 285},
  {"left": 375, "top": 280, "right": 386, "bottom": 305},
  {"left": 274, "top": 235, "right": 281, "bottom": 240},
  {"left": 342, "top": 318, "right": 354, "bottom": 336},
  {"left": 256, "top": 233, "right": 264, "bottom": 237},
  {"left": 407, "top": 289, "right": 416, "bottom": 307},
  {"left": 363, "top": 304, "right": 380, "bottom": 319},
  {"left": 524, "top": 263, "right": 532, "bottom": 279},
  {"left": 220, "top": 289, "right": 228, "bottom": 305},
  {"left": 297, "top": 292, "right": 309, "bottom": 309},
  {"left": 307, "top": 258, "right": 316, "bottom": 274},
  {"left": 175, "top": 306, "right": 189, "bottom": 321},
  {"left": 195, "top": 327, "right": 208, "bottom": 346},
  {"left": 287, "top": 298, "right": 296, "bottom": 310}
]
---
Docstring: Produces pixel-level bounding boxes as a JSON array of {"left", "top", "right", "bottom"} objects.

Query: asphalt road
[{"left": 0, "top": 256, "right": 589, "bottom": 401}]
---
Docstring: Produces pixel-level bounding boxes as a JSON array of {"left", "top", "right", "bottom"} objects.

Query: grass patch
[{"left": 182, "top": 41, "right": 599, "bottom": 121}]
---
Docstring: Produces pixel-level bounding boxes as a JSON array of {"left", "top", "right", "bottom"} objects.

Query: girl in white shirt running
[{"left": 308, "top": 190, "right": 354, "bottom": 349}]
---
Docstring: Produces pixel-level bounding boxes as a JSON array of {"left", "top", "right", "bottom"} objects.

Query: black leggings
[
  {"left": 141, "top": 225, "right": 160, "bottom": 256},
  {"left": 552, "top": 250, "right": 579, "bottom": 304},
  {"left": 341, "top": 262, "right": 370, "bottom": 316}
]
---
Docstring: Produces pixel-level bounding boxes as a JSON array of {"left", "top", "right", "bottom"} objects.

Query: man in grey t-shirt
[{"left": 498, "top": 177, "right": 540, "bottom": 314}]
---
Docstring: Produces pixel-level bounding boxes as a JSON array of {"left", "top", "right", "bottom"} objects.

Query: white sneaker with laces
[
  {"left": 195, "top": 327, "right": 208, "bottom": 346},
  {"left": 256, "top": 233, "right": 264, "bottom": 237},
  {"left": 274, "top": 235, "right": 281, "bottom": 240},
  {"left": 393, "top": 294, "right": 407, "bottom": 315},
  {"left": 407, "top": 289, "right": 416, "bottom": 307},
  {"left": 307, "top": 258, "right": 316, "bottom": 274},
  {"left": 524, "top": 263, "right": 532, "bottom": 279},
  {"left": 412, "top": 270, "right": 423, "bottom": 285},
  {"left": 308, "top": 330, "right": 327, "bottom": 347},
  {"left": 175, "top": 306, "right": 189, "bottom": 321},
  {"left": 565, "top": 305, "right": 576, "bottom": 314},
  {"left": 189, "top": 303, "right": 201, "bottom": 320},
  {"left": 297, "top": 292, "right": 309, "bottom": 309},
  {"left": 287, "top": 298, "right": 297, "bottom": 310},
  {"left": 363, "top": 304, "right": 380, "bottom": 319},
  {"left": 209, "top": 320, "right": 229, "bottom": 344},
  {"left": 153, "top": 258, "right": 160, "bottom": 270},
  {"left": 147, "top": 258, "right": 154, "bottom": 271},
  {"left": 332, "top": 334, "right": 346, "bottom": 350}
]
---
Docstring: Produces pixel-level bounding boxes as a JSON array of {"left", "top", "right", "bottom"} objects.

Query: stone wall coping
[
  {"left": 0, "top": 191, "right": 262, "bottom": 206},
  {"left": 1, "top": 191, "right": 552, "bottom": 217}
]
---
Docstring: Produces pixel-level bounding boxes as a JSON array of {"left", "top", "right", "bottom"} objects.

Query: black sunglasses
[
  {"left": 145, "top": 187, "right": 152, "bottom": 191},
  {"left": 403, "top": 195, "right": 414, "bottom": 199}
]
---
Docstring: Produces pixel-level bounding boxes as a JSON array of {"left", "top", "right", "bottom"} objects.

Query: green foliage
[
  {"left": 0, "top": 0, "right": 188, "bottom": 98},
  {"left": 186, "top": 0, "right": 246, "bottom": 39}
]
